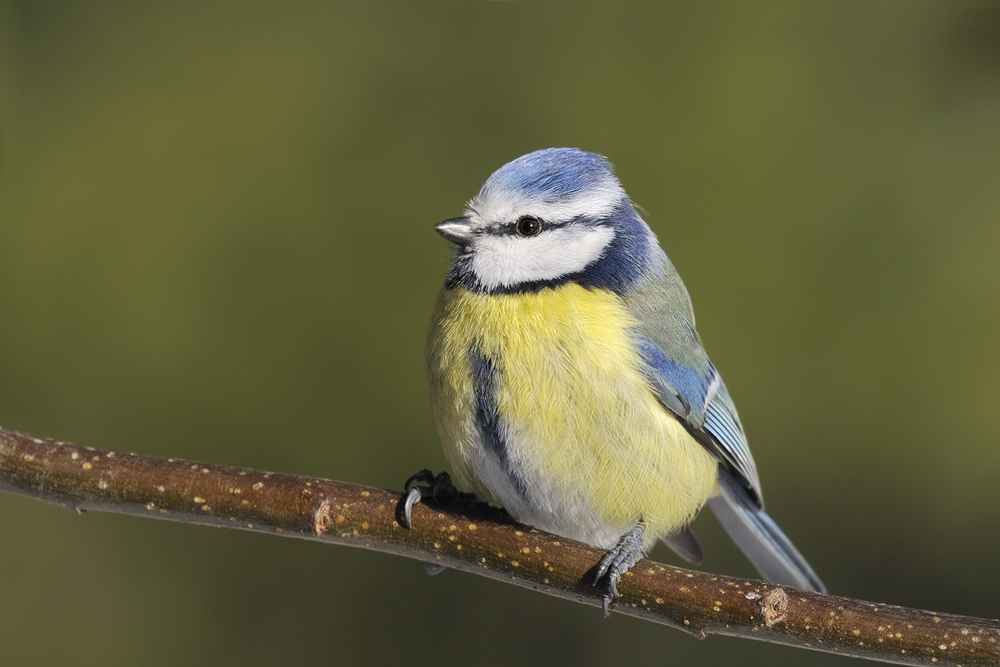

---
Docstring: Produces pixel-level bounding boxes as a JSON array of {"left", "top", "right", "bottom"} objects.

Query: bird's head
[{"left": 438, "top": 148, "right": 657, "bottom": 294}]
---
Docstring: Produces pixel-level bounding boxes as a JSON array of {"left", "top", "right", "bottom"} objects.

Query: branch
[{"left": 1, "top": 427, "right": 996, "bottom": 665}]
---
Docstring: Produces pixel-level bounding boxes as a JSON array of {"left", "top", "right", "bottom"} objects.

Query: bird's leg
[{"left": 593, "top": 520, "right": 646, "bottom": 617}]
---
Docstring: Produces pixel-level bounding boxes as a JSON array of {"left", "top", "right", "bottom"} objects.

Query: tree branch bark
[{"left": 1, "top": 426, "right": 996, "bottom": 665}]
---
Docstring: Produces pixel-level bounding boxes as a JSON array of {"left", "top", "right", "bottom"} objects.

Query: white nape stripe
[
  {"left": 470, "top": 224, "right": 614, "bottom": 289},
  {"left": 468, "top": 181, "right": 626, "bottom": 229}
]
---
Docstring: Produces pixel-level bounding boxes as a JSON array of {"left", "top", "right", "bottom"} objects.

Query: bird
[{"left": 416, "top": 147, "right": 825, "bottom": 615}]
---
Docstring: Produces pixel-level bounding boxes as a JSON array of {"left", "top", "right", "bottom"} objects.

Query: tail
[{"left": 708, "top": 466, "right": 826, "bottom": 593}]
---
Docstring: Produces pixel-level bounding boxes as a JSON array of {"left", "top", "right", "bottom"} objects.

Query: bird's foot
[
  {"left": 400, "top": 469, "right": 474, "bottom": 577},
  {"left": 400, "top": 469, "right": 464, "bottom": 528},
  {"left": 593, "top": 520, "right": 646, "bottom": 617}
]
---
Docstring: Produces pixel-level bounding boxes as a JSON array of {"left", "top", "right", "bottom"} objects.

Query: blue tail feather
[{"left": 707, "top": 466, "right": 826, "bottom": 593}]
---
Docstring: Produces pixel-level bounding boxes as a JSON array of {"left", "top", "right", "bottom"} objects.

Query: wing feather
[{"left": 634, "top": 333, "right": 762, "bottom": 506}]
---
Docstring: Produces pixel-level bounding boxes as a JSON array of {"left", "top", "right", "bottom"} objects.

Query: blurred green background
[{"left": 2, "top": 2, "right": 999, "bottom": 665}]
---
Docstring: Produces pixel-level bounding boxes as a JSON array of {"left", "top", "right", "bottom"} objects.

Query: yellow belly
[{"left": 426, "top": 283, "right": 718, "bottom": 549}]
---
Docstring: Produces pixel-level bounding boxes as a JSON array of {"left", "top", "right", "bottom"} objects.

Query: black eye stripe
[{"left": 489, "top": 215, "right": 599, "bottom": 237}]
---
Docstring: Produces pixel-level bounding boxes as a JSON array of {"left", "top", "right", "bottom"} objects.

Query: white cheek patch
[{"left": 470, "top": 224, "right": 615, "bottom": 289}]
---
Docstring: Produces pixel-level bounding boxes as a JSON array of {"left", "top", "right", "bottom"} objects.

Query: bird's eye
[{"left": 515, "top": 215, "right": 543, "bottom": 237}]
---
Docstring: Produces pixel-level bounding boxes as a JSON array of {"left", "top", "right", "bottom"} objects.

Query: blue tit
[{"left": 424, "top": 148, "right": 825, "bottom": 614}]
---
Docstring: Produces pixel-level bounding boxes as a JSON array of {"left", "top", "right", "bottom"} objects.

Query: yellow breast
[{"left": 426, "top": 283, "right": 718, "bottom": 548}]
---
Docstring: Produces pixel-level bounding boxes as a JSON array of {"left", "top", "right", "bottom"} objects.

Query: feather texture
[
  {"left": 427, "top": 284, "right": 718, "bottom": 550},
  {"left": 426, "top": 148, "right": 825, "bottom": 593}
]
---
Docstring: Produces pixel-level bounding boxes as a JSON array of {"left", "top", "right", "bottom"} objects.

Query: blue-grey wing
[
  {"left": 623, "top": 243, "right": 824, "bottom": 591},
  {"left": 634, "top": 333, "right": 763, "bottom": 506}
]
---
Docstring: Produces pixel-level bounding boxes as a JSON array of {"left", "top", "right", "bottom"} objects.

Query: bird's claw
[
  {"left": 593, "top": 521, "right": 646, "bottom": 617},
  {"left": 401, "top": 469, "right": 442, "bottom": 528},
  {"left": 400, "top": 469, "right": 464, "bottom": 528},
  {"left": 399, "top": 469, "right": 468, "bottom": 577},
  {"left": 401, "top": 486, "right": 423, "bottom": 529}
]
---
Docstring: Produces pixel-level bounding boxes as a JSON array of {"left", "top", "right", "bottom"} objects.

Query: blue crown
[{"left": 480, "top": 148, "right": 618, "bottom": 203}]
